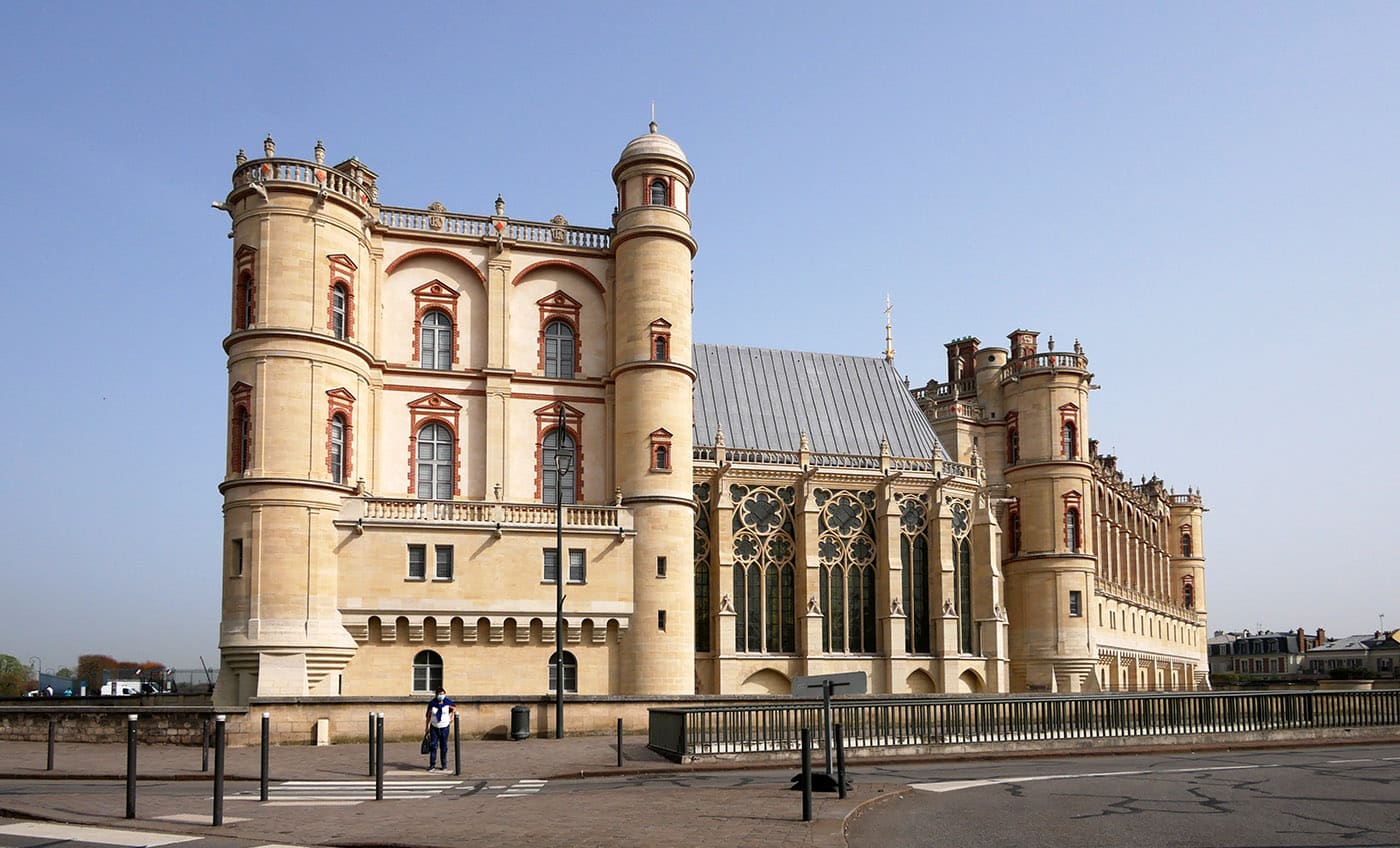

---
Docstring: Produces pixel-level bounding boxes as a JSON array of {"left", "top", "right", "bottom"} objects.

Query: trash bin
[{"left": 510, "top": 705, "right": 530, "bottom": 741}]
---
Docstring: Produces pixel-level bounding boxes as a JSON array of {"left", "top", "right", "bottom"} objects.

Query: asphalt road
[{"left": 845, "top": 743, "right": 1400, "bottom": 848}]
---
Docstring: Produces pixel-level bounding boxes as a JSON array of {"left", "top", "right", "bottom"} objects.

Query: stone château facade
[{"left": 213, "top": 126, "right": 1207, "bottom": 705}]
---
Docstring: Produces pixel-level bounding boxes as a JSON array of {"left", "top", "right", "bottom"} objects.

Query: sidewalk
[{"left": 0, "top": 736, "right": 897, "bottom": 847}]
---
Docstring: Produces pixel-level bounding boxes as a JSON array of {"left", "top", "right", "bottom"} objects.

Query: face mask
[{"left": 436, "top": 695, "right": 444, "bottom": 702}]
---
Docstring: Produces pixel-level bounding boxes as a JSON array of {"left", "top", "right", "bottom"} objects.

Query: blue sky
[{"left": 1, "top": 3, "right": 1396, "bottom": 671}]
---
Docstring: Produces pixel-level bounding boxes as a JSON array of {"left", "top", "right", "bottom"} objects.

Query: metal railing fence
[{"left": 648, "top": 690, "right": 1400, "bottom": 761}]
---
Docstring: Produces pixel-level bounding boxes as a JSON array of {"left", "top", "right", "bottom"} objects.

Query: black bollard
[
  {"left": 453, "top": 713, "right": 461, "bottom": 777},
  {"left": 616, "top": 717, "right": 623, "bottom": 768},
  {"left": 834, "top": 721, "right": 847, "bottom": 799},
  {"left": 260, "top": 712, "right": 270, "bottom": 802},
  {"left": 374, "top": 713, "right": 384, "bottom": 801},
  {"left": 46, "top": 719, "right": 55, "bottom": 771},
  {"left": 125, "top": 714, "right": 137, "bottom": 819},
  {"left": 201, "top": 718, "right": 210, "bottom": 772},
  {"left": 213, "top": 715, "right": 226, "bottom": 826},
  {"left": 800, "top": 728, "right": 813, "bottom": 822},
  {"left": 368, "top": 711, "right": 376, "bottom": 777}
]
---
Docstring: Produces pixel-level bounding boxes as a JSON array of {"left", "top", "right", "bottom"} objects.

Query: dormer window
[
  {"left": 649, "top": 318, "right": 672, "bottom": 362},
  {"left": 649, "top": 429, "right": 673, "bottom": 472}
]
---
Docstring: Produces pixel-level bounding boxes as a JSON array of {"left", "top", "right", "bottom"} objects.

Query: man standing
[{"left": 423, "top": 687, "right": 455, "bottom": 771}]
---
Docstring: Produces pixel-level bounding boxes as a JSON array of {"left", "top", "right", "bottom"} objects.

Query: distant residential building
[
  {"left": 1208, "top": 628, "right": 1326, "bottom": 679},
  {"left": 1307, "top": 631, "right": 1400, "bottom": 678}
]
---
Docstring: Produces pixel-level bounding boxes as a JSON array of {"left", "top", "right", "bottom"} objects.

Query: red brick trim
[
  {"left": 229, "top": 381, "right": 253, "bottom": 474},
  {"left": 326, "top": 388, "right": 355, "bottom": 484},
  {"left": 1063, "top": 490, "right": 1083, "bottom": 552},
  {"left": 649, "top": 428, "right": 673, "bottom": 471},
  {"left": 411, "top": 281, "right": 461, "bottom": 368},
  {"left": 384, "top": 248, "right": 488, "bottom": 285},
  {"left": 234, "top": 245, "right": 257, "bottom": 330},
  {"left": 327, "top": 254, "right": 357, "bottom": 341},
  {"left": 1059, "top": 403, "right": 1080, "bottom": 459},
  {"left": 533, "top": 402, "right": 584, "bottom": 502},
  {"left": 537, "top": 291, "right": 583, "bottom": 377},
  {"left": 407, "top": 394, "right": 463, "bottom": 497},
  {"left": 512, "top": 260, "right": 606, "bottom": 295},
  {"left": 649, "top": 317, "right": 672, "bottom": 362}
]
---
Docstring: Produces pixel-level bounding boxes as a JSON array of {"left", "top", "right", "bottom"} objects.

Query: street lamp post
[{"left": 553, "top": 405, "right": 574, "bottom": 739}]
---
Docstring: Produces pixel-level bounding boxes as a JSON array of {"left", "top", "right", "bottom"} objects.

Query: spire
[{"left": 883, "top": 294, "right": 896, "bottom": 363}]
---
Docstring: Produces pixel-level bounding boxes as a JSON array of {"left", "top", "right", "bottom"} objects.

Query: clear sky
[{"left": 1, "top": 3, "right": 1396, "bottom": 672}]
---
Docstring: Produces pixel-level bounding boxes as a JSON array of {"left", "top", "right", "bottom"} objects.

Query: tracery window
[
  {"left": 899, "top": 494, "right": 931, "bottom": 653},
  {"left": 731, "top": 485, "right": 796, "bottom": 654},
  {"left": 951, "top": 498, "right": 974, "bottom": 654},
  {"left": 817, "top": 489, "right": 878, "bottom": 654},
  {"left": 693, "top": 483, "right": 712, "bottom": 653}
]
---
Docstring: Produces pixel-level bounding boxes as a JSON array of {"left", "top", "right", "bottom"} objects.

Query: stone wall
[{"left": 0, "top": 707, "right": 236, "bottom": 744}]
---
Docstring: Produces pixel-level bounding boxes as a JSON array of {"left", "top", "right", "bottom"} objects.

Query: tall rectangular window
[
  {"left": 408, "top": 544, "right": 426, "bottom": 580},
  {"left": 1068, "top": 590, "right": 1082, "bottom": 617},
  {"left": 231, "top": 538, "right": 243, "bottom": 577},
  {"left": 657, "top": 556, "right": 667, "bottom": 577},
  {"left": 435, "top": 546, "right": 453, "bottom": 580},
  {"left": 569, "top": 549, "right": 586, "bottom": 583},
  {"left": 543, "top": 548, "right": 559, "bottom": 583}
]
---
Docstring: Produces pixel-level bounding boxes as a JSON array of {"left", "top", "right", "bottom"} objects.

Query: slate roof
[{"left": 692, "top": 344, "right": 944, "bottom": 459}]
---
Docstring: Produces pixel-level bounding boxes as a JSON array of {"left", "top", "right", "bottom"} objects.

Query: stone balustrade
[
  {"left": 359, "top": 498, "right": 630, "bottom": 532},
  {"left": 998, "top": 352, "right": 1090, "bottom": 384},
  {"left": 377, "top": 205, "right": 611, "bottom": 251},
  {"left": 233, "top": 158, "right": 374, "bottom": 207}
]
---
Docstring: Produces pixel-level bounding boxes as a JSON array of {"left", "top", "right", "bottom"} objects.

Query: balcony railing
[
  {"left": 358, "top": 498, "right": 630, "bottom": 532},
  {"left": 649, "top": 689, "right": 1400, "bottom": 761}
]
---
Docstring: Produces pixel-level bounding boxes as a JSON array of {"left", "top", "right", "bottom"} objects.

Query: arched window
[
  {"left": 1007, "top": 426, "right": 1020, "bottom": 464},
  {"left": 1062, "top": 421, "right": 1077, "bottom": 459},
  {"left": 541, "top": 427, "right": 576, "bottom": 505},
  {"left": 654, "top": 444, "right": 669, "bottom": 470},
  {"left": 1009, "top": 509, "right": 1021, "bottom": 555},
  {"left": 1066, "top": 507, "right": 1081, "bottom": 553},
  {"left": 1183, "top": 582, "right": 1195, "bottom": 609},
  {"left": 653, "top": 334, "right": 668, "bottom": 361},
  {"left": 234, "top": 406, "right": 251, "bottom": 473},
  {"left": 331, "top": 284, "right": 348, "bottom": 340},
  {"left": 412, "top": 650, "right": 442, "bottom": 693},
  {"left": 544, "top": 320, "right": 575, "bottom": 378},
  {"left": 330, "top": 414, "right": 347, "bottom": 484},
  {"left": 649, "top": 178, "right": 668, "bottom": 206},
  {"left": 1181, "top": 530, "right": 1192, "bottom": 557},
  {"left": 420, "top": 310, "right": 453, "bottom": 370},
  {"left": 416, "top": 422, "right": 454, "bottom": 500},
  {"left": 547, "top": 650, "right": 577, "bottom": 693},
  {"left": 733, "top": 485, "right": 797, "bottom": 654},
  {"left": 236, "top": 272, "right": 253, "bottom": 330}
]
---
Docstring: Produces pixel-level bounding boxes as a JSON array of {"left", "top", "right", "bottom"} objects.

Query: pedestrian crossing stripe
[
  {"left": 497, "top": 778, "right": 548, "bottom": 798},
  {"left": 226, "top": 778, "right": 464, "bottom": 805},
  {"left": 0, "top": 822, "right": 201, "bottom": 846}
]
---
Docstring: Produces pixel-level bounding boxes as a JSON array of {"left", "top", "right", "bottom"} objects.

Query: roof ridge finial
[
  {"left": 883, "top": 294, "right": 896, "bottom": 363},
  {"left": 649, "top": 100, "right": 657, "bottom": 134}
]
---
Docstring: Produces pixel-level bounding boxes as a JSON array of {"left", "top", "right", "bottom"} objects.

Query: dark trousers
[{"left": 428, "top": 725, "right": 450, "bottom": 767}]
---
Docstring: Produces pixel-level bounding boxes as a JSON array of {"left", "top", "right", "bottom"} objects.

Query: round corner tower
[
  {"left": 215, "top": 137, "right": 378, "bottom": 704},
  {"left": 998, "top": 330, "right": 1097, "bottom": 693},
  {"left": 609, "top": 123, "right": 697, "bottom": 693}
]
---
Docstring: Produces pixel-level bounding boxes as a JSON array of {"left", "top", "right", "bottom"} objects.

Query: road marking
[
  {"left": 0, "top": 822, "right": 201, "bottom": 846},
  {"left": 497, "top": 778, "right": 548, "bottom": 797},
  {"left": 154, "top": 814, "right": 249, "bottom": 824},
  {"left": 226, "top": 778, "right": 464, "bottom": 806},
  {"left": 1325, "top": 759, "right": 1374, "bottom": 764},
  {"left": 911, "top": 763, "right": 1266, "bottom": 794}
]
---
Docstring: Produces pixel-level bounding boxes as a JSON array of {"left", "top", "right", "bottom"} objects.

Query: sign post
[{"left": 789, "top": 672, "right": 865, "bottom": 793}]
